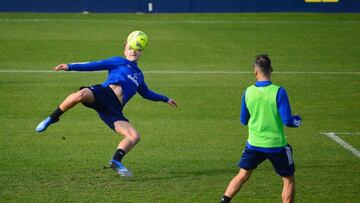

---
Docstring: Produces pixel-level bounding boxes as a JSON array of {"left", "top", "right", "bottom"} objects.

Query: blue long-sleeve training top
[
  {"left": 67, "top": 56, "right": 169, "bottom": 105},
  {"left": 240, "top": 81, "right": 299, "bottom": 152},
  {"left": 240, "top": 81, "right": 298, "bottom": 127}
]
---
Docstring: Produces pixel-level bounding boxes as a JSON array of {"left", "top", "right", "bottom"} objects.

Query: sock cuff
[
  {"left": 221, "top": 195, "right": 232, "bottom": 203},
  {"left": 117, "top": 148, "right": 126, "bottom": 155},
  {"left": 57, "top": 107, "right": 64, "bottom": 113}
]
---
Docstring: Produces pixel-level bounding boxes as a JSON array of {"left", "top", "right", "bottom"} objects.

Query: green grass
[{"left": 0, "top": 13, "right": 360, "bottom": 202}]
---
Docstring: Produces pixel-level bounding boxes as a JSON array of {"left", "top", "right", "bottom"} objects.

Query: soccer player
[
  {"left": 36, "top": 32, "right": 177, "bottom": 177},
  {"left": 220, "top": 55, "right": 302, "bottom": 203}
]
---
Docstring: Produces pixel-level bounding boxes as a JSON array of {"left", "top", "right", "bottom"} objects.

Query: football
[{"left": 127, "top": 31, "right": 148, "bottom": 51}]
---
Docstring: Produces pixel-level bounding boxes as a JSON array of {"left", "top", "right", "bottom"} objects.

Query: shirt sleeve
[
  {"left": 277, "top": 87, "right": 298, "bottom": 127},
  {"left": 137, "top": 81, "right": 169, "bottom": 102},
  {"left": 67, "top": 57, "right": 119, "bottom": 71},
  {"left": 240, "top": 90, "right": 250, "bottom": 125}
]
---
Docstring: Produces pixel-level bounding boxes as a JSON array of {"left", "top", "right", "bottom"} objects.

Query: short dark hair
[{"left": 254, "top": 54, "right": 273, "bottom": 76}]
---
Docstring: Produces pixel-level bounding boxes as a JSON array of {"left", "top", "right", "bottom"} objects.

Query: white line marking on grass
[
  {"left": 324, "top": 132, "right": 360, "bottom": 159},
  {"left": 321, "top": 132, "right": 360, "bottom": 135},
  {"left": 145, "top": 71, "right": 254, "bottom": 74},
  {"left": 143, "top": 71, "right": 360, "bottom": 75},
  {"left": 0, "top": 70, "right": 360, "bottom": 75},
  {"left": 0, "top": 18, "right": 359, "bottom": 25},
  {"left": 0, "top": 70, "right": 55, "bottom": 73}
]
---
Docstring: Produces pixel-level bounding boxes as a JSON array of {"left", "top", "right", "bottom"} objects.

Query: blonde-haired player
[{"left": 36, "top": 31, "right": 177, "bottom": 176}]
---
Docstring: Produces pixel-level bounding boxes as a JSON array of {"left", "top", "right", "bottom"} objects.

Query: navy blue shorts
[
  {"left": 80, "top": 84, "right": 129, "bottom": 131},
  {"left": 238, "top": 144, "right": 295, "bottom": 177}
]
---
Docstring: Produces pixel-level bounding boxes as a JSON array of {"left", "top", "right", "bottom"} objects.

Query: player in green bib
[
  {"left": 246, "top": 83, "right": 287, "bottom": 147},
  {"left": 220, "top": 55, "right": 302, "bottom": 203}
]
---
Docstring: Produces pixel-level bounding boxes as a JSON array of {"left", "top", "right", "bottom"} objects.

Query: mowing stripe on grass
[
  {"left": 0, "top": 70, "right": 360, "bottom": 75},
  {"left": 0, "top": 18, "right": 359, "bottom": 25},
  {"left": 324, "top": 132, "right": 360, "bottom": 159}
]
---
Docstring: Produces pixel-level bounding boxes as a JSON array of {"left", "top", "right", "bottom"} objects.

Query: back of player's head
[{"left": 254, "top": 54, "right": 273, "bottom": 76}]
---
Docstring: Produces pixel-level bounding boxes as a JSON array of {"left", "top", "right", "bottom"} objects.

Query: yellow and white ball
[{"left": 127, "top": 31, "right": 148, "bottom": 51}]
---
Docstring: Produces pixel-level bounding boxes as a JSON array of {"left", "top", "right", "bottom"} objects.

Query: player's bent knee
[
  {"left": 77, "top": 89, "right": 93, "bottom": 103},
  {"left": 237, "top": 169, "right": 252, "bottom": 182},
  {"left": 116, "top": 129, "right": 141, "bottom": 143},
  {"left": 131, "top": 132, "right": 141, "bottom": 143},
  {"left": 78, "top": 89, "right": 87, "bottom": 99}
]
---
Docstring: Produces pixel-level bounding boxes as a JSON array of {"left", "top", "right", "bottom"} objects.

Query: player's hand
[
  {"left": 53, "top": 64, "right": 69, "bottom": 71},
  {"left": 167, "top": 98, "right": 177, "bottom": 108},
  {"left": 293, "top": 115, "right": 302, "bottom": 127}
]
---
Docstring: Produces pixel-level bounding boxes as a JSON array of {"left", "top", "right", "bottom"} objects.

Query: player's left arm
[
  {"left": 137, "top": 82, "right": 177, "bottom": 108},
  {"left": 277, "top": 87, "right": 302, "bottom": 127}
]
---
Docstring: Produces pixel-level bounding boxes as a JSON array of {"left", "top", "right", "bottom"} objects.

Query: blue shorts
[
  {"left": 80, "top": 84, "right": 129, "bottom": 131},
  {"left": 238, "top": 144, "right": 295, "bottom": 177}
]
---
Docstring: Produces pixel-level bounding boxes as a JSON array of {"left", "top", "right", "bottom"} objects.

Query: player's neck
[
  {"left": 256, "top": 75, "right": 271, "bottom": 82},
  {"left": 125, "top": 57, "right": 138, "bottom": 63}
]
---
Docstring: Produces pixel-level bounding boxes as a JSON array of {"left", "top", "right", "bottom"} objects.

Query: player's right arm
[
  {"left": 240, "top": 90, "right": 250, "bottom": 125},
  {"left": 54, "top": 64, "right": 69, "bottom": 71},
  {"left": 54, "top": 57, "right": 120, "bottom": 72},
  {"left": 277, "top": 87, "right": 302, "bottom": 127}
]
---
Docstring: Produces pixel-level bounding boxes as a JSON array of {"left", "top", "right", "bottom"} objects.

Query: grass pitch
[{"left": 0, "top": 13, "right": 360, "bottom": 202}]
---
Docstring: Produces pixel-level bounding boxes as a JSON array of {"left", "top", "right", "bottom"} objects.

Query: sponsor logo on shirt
[{"left": 127, "top": 74, "right": 139, "bottom": 87}]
